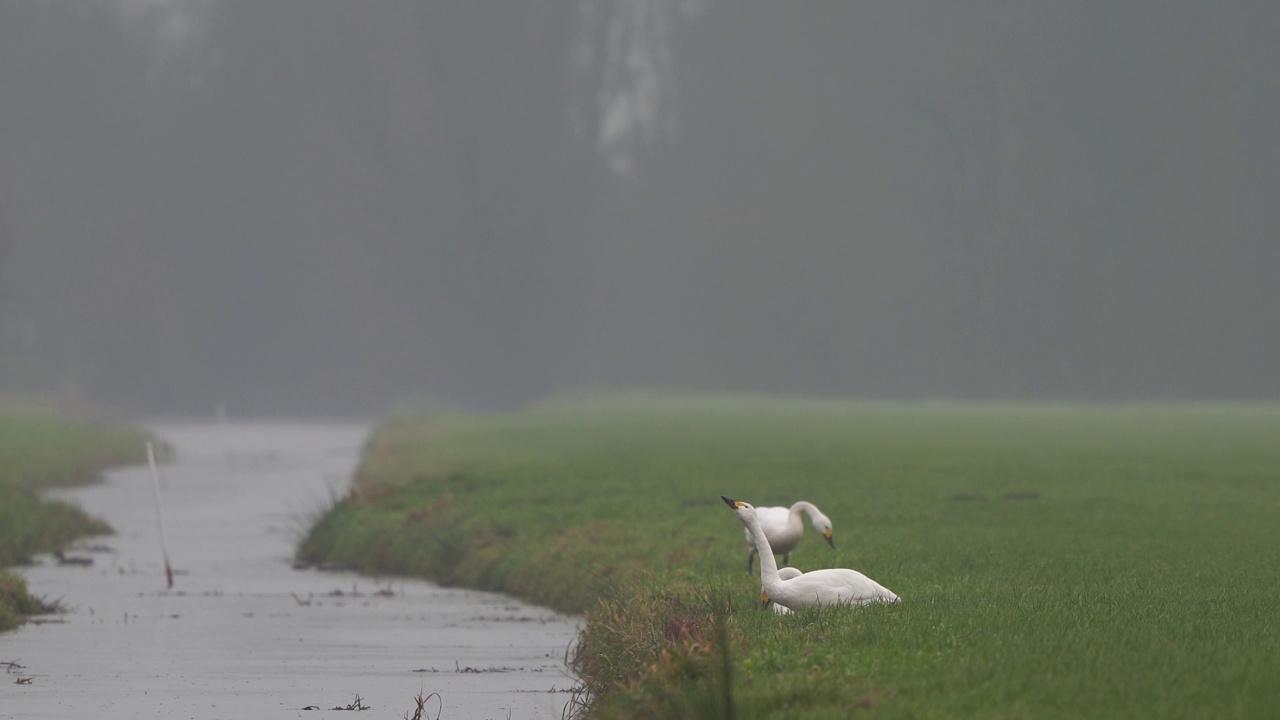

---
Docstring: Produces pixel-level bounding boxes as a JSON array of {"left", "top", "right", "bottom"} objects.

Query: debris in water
[
  {"left": 303, "top": 694, "right": 370, "bottom": 711},
  {"left": 455, "top": 660, "right": 516, "bottom": 673},
  {"left": 406, "top": 690, "right": 442, "bottom": 720},
  {"left": 54, "top": 550, "right": 94, "bottom": 566},
  {"left": 333, "top": 694, "right": 370, "bottom": 711}
]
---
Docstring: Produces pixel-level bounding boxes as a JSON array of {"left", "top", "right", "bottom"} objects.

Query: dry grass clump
[{"left": 572, "top": 578, "right": 737, "bottom": 714}]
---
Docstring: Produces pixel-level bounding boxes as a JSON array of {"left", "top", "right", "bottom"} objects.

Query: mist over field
[{"left": 1, "top": 1, "right": 1276, "bottom": 416}]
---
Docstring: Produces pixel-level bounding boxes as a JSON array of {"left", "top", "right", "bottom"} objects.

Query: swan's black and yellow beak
[
  {"left": 721, "top": 495, "right": 743, "bottom": 509},
  {"left": 824, "top": 529, "right": 835, "bottom": 548}
]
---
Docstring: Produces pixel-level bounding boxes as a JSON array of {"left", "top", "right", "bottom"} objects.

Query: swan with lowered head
[
  {"left": 724, "top": 495, "right": 899, "bottom": 612},
  {"left": 743, "top": 500, "right": 834, "bottom": 573}
]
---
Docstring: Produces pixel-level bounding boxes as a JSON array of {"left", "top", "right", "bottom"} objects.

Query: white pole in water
[{"left": 146, "top": 441, "right": 175, "bottom": 589}]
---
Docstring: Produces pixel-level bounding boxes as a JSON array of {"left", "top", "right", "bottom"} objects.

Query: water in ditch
[{"left": 2, "top": 422, "right": 581, "bottom": 720}]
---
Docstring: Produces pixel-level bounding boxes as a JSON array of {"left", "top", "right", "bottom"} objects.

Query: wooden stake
[{"left": 146, "top": 441, "right": 175, "bottom": 588}]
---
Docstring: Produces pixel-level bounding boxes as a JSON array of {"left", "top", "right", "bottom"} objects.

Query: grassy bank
[
  {"left": 297, "top": 395, "right": 1280, "bottom": 718},
  {"left": 0, "top": 405, "right": 151, "bottom": 629}
]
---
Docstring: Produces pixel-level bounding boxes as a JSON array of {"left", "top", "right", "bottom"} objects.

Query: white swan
[
  {"left": 723, "top": 495, "right": 899, "bottom": 611},
  {"left": 743, "top": 500, "right": 834, "bottom": 573},
  {"left": 769, "top": 567, "right": 803, "bottom": 614}
]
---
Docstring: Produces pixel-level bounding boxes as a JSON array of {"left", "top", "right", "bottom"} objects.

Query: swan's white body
[
  {"left": 743, "top": 501, "right": 834, "bottom": 572},
  {"left": 770, "top": 567, "right": 803, "bottom": 614},
  {"left": 724, "top": 496, "right": 899, "bottom": 612}
]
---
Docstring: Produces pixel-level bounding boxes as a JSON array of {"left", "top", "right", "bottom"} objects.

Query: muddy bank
[{"left": 1, "top": 422, "right": 580, "bottom": 720}]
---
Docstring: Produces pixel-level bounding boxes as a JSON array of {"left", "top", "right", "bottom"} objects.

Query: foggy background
[{"left": 1, "top": 1, "right": 1276, "bottom": 417}]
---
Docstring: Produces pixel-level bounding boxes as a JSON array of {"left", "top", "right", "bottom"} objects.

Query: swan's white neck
[
  {"left": 790, "top": 501, "right": 818, "bottom": 521},
  {"left": 742, "top": 511, "right": 785, "bottom": 596}
]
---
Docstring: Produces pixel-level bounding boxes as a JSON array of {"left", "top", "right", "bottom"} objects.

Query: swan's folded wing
[{"left": 802, "top": 569, "right": 898, "bottom": 605}]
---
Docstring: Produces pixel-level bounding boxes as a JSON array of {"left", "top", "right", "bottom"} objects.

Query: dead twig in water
[
  {"left": 32, "top": 594, "right": 65, "bottom": 614},
  {"left": 15, "top": 676, "right": 34, "bottom": 684},
  {"left": 331, "top": 694, "right": 370, "bottom": 710},
  {"left": 454, "top": 660, "right": 515, "bottom": 674},
  {"left": 290, "top": 592, "right": 313, "bottom": 606},
  {"left": 303, "top": 694, "right": 369, "bottom": 711},
  {"left": 3, "top": 661, "right": 28, "bottom": 673},
  {"left": 562, "top": 686, "right": 591, "bottom": 720},
  {"left": 53, "top": 549, "right": 93, "bottom": 566},
  {"left": 405, "top": 690, "right": 442, "bottom": 720}
]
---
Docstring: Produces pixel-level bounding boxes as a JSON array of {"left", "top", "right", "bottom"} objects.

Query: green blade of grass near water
[{"left": 298, "top": 395, "right": 1280, "bottom": 719}]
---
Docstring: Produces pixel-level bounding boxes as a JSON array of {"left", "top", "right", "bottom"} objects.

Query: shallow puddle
[{"left": 2, "top": 422, "right": 581, "bottom": 719}]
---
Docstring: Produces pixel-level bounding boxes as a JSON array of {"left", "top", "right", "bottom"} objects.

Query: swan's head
[
  {"left": 721, "top": 497, "right": 757, "bottom": 525},
  {"left": 721, "top": 495, "right": 753, "bottom": 512},
  {"left": 815, "top": 512, "right": 835, "bottom": 548}
]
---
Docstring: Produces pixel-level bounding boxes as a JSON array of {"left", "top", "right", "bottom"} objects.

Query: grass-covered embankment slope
[
  {"left": 297, "top": 395, "right": 1280, "bottom": 719},
  {"left": 0, "top": 405, "right": 151, "bottom": 629}
]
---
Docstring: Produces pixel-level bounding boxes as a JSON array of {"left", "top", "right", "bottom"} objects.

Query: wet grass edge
[{"left": 0, "top": 405, "right": 152, "bottom": 630}]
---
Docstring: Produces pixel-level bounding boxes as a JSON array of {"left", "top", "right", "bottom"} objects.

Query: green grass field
[
  {"left": 298, "top": 395, "right": 1280, "bottom": 718},
  {"left": 0, "top": 405, "right": 150, "bottom": 629}
]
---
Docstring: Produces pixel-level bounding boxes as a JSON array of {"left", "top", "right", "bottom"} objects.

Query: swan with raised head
[
  {"left": 743, "top": 500, "right": 834, "bottom": 573},
  {"left": 724, "top": 495, "right": 898, "bottom": 611}
]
